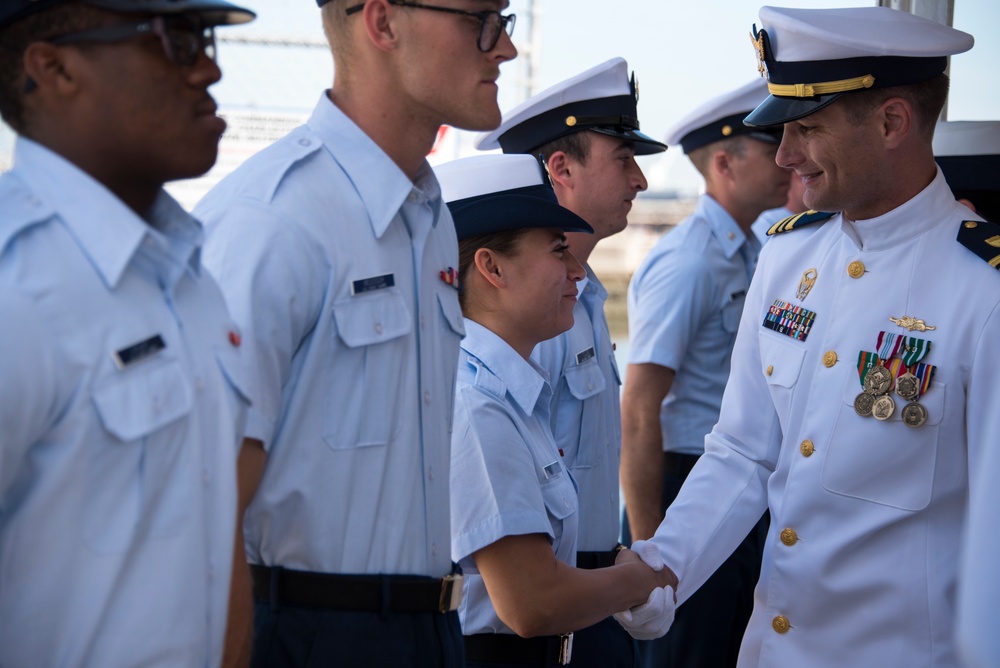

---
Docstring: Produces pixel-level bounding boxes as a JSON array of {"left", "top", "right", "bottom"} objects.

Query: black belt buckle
[
  {"left": 557, "top": 632, "right": 573, "bottom": 665},
  {"left": 439, "top": 573, "right": 463, "bottom": 613}
]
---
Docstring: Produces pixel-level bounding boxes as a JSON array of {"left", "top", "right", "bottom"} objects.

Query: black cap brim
[
  {"left": 449, "top": 186, "right": 594, "bottom": 242},
  {"left": 84, "top": 0, "right": 254, "bottom": 25},
  {"left": 590, "top": 127, "right": 667, "bottom": 155},
  {"left": 744, "top": 92, "right": 843, "bottom": 128}
]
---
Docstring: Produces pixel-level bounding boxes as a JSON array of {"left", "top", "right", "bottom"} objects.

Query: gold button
[
  {"left": 780, "top": 528, "right": 798, "bottom": 546},
  {"left": 800, "top": 440, "right": 814, "bottom": 457},
  {"left": 722, "top": 124, "right": 733, "bottom": 136},
  {"left": 847, "top": 261, "right": 865, "bottom": 279},
  {"left": 766, "top": 365, "right": 774, "bottom": 377},
  {"left": 822, "top": 351, "right": 838, "bottom": 367},
  {"left": 965, "top": 221, "right": 978, "bottom": 229},
  {"left": 565, "top": 115, "right": 577, "bottom": 127},
  {"left": 773, "top": 615, "right": 791, "bottom": 634}
]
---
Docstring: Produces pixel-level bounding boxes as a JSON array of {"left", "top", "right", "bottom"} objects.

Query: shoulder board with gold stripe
[
  {"left": 957, "top": 219, "right": 1000, "bottom": 271},
  {"left": 766, "top": 210, "right": 836, "bottom": 236}
]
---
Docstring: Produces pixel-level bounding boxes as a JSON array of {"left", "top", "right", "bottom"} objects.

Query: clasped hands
[{"left": 612, "top": 540, "right": 677, "bottom": 640}]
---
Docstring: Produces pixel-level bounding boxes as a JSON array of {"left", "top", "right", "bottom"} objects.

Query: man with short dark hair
[
  {"left": 195, "top": 1, "right": 517, "bottom": 665},
  {"left": 0, "top": 1, "right": 254, "bottom": 665},
  {"left": 627, "top": 6, "right": 1000, "bottom": 667}
]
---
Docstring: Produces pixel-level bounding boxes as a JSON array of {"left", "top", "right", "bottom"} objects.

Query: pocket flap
[
  {"left": 759, "top": 334, "right": 806, "bottom": 388},
  {"left": 92, "top": 360, "right": 192, "bottom": 442},
  {"left": 564, "top": 360, "right": 607, "bottom": 400},
  {"left": 437, "top": 288, "right": 466, "bottom": 337},
  {"left": 334, "top": 290, "right": 412, "bottom": 348}
]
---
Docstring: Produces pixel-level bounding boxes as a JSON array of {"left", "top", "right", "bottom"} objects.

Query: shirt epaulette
[
  {"left": 470, "top": 357, "right": 507, "bottom": 400},
  {"left": 0, "top": 177, "right": 54, "bottom": 254},
  {"left": 766, "top": 210, "right": 836, "bottom": 236},
  {"left": 957, "top": 219, "right": 1000, "bottom": 270}
]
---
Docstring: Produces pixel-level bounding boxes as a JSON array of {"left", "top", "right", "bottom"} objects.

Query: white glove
[
  {"left": 613, "top": 585, "right": 676, "bottom": 640},
  {"left": 629, "top": 539, "right": 664, "bottom": 571}
]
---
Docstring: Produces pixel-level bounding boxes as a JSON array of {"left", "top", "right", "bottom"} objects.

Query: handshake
[{"left": 612, "top": 540, "right": 678, "bottom": 640}]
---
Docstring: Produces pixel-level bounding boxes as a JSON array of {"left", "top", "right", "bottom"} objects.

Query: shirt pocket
[
  {"left": 437, "top": 288, "right": 466, "bottom": 423},
  {"left": 214, "top": 346, "right": 252, "bottom": 453},
  {"left": 758, "top": 333, "right": 806, "bottom": 435},
  {"left": 328, "top": 289, "right": 413, "bottom": 449},
  {"left": 539, "top": 464, "right": 578, "bottom": 552},
  {"left": 87, "top": 358, "right": 194, "bottom": 553},
  {"left": 821, "top": 372, "right": 946, "bottom": 511},
  {"left": 563, "top": 359, "right": 607, "bottom": 469},
  {"left": 722, "top": 291, "right": 747, "bottom": 334}
]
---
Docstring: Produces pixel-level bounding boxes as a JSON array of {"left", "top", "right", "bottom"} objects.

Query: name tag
[
  {"left": 113, "top": 334, "right": 166, "bottom": 369},
  {"left": 543, "top": 461, "right": 562, "bottom": 480},
  {"left": 575, "top": 347, "right": 595, "bottom": 365},
  {"left": 351, "top": 273, "right": 395, "bottom": 295}
]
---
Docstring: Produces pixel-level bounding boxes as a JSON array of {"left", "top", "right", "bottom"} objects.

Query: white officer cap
[
  {"left": 475, "top": 58, "right": 667, "bottom": 156},
  {"left": 745, "top": 5, "right": 974, "bottom": 127},
  {"left": 933, "top": 120, "right": 1000, "bottom": 195},
  {"left": 435, "top": 154, "right": 593, "bottom": 241},
  {"left": 665, "top": 78, "right": 781, "bottom": 154}
]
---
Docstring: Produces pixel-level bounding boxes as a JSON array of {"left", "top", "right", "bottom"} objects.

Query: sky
[
  {"left": 206, "top": 0, "right": 999, "bottom": 193},
  {"left": 2, "top": 0, "right": 997, "bottom": 191}
]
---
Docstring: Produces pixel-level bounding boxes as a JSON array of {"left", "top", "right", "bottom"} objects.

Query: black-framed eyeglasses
[
  {"left": 345, "top": 1, "right": 515, "bottom": 52},
  {"left": 48, "top": 14, "right": 216, "bottom": 67}
]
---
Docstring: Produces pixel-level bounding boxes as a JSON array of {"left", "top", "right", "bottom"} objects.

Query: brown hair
[
  {"left": 838, "top": 73, "right": 950, "bottom": 141},
  {"left": 457, "top": 228, "right": 528, "bottom": 312}
]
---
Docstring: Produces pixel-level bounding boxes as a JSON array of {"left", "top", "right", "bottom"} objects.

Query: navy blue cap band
[
  {"left": 497, "top": 95, "right": 665, "bottom": 155},
  {"left": 449, "top": 184, "right": 593, "bottom": 241},
  {"left": 679, "top": 112, "right": 782, "bottom": 153}
]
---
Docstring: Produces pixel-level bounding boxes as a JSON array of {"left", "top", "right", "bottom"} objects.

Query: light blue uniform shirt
[
  {"left": 531, "top": 266, "right": 621, "bottom": 551},
  {"left": 0, "top": 138, "right": 249, "bottom": 667},
  {"left": 451, "top": 320, "right": 579, "bottom": 635},
  {"left": 627, "top": 194, "right": 758, "bottom": 455},
  {"left": 197, "top": 93, "right": 465, "bottom": 577}
]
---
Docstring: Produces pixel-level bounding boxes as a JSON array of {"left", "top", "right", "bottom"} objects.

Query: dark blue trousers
[
  {"left": 622, "top": 454, "right": 767, "bottom": 668},
  {"left": 251, "top": 601, "right": 464, "bottom": 668},
  {"left": 569, "top": 615, "right": 638, "bottom": 668}
]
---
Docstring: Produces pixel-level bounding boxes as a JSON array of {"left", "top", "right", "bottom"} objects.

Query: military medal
[
  {"left": 895, "top": 372, "right": 919, "bottom": 401},
  {"left": 872, "top": 394, "right": 896, "bottom": 421},
  {"left": 901, "top": 401, "right": 928, "bottom": 428},
  {"left": 853, "top": 391, "right": 875, "bottom": 417},
  {"left": 863, "top": 364, "right": 893, "bottom": 395}
]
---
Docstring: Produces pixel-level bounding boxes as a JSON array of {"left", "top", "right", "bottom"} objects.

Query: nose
[
  {"left": 491, "top": 23, "right": 518, "bottom": 62},
  {"left": 189, "top": 49, "right": 223, "bottom": 88},
  {"left": 564, "top": 249, "right": 586, "bottom": 282},
  {"left": 775, "top": 125, "right": 799, "bottom": 170},
  {"left": 630, "top": 159, "right": 648, "bottom": 192}
]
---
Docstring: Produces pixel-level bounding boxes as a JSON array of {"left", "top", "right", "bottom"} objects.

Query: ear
[
  {"left": 473, "top": 247, "right": 506, "bottom": 290},
  {"left": 22, "top": 42, "right": 80, "bottom": 98},
  {"left": 546, "top": 151, "right": 574, "bottom": 189},
  {"left": 878, "top": 97, "right": 913, "bottom": 150},
  {"left": 360, "top": 0, "right": 401, "bottom": 53},
  {"left": 710, "top": 148, "right": 733, "bottom": 181}
]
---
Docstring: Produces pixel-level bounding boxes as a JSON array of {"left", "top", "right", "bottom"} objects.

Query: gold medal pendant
[
  {"left": 854, "top": 391, "right": 875, "bottom": 417},
  {"left": 895, "top": 372, "right": 919, "bottom": 401},
  {"left": 864, "top": 365, "right": 894, "bottom": 396},
  {"left": 872, "top": 394, "right": 896, "bottom": 421},
  {"left": 901, "top": 401, "right": 928, "bottom": 428}
]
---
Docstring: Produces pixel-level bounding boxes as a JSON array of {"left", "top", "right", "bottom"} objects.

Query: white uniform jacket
[{"left": 648, "top": 170, "right": 1000, "bottom": 668}]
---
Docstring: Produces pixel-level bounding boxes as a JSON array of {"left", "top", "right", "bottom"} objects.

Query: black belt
[
  {"left": 664, "top": 452, "right": 700, "bottom": 479},
  {"left": 464, "top": 632, "right": 573, "bottom": 666},
  {"left": 250, "top": 565, "right": 462, "bottom": 614},
  {"left": 575, "top": 545, "right": 622, "bottom": 570}
]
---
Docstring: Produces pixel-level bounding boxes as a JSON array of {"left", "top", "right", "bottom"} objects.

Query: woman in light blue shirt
[{"left": 436, "top": 155, "right": 675, "bottom": 668}]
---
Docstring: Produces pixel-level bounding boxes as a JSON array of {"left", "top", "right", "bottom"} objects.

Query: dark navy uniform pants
[
  {"left": 251, "top": 601, "right": 464, "bottom": 667},
  {"left": 622, "top": 452, "right": 767, "bottom": 668}
]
